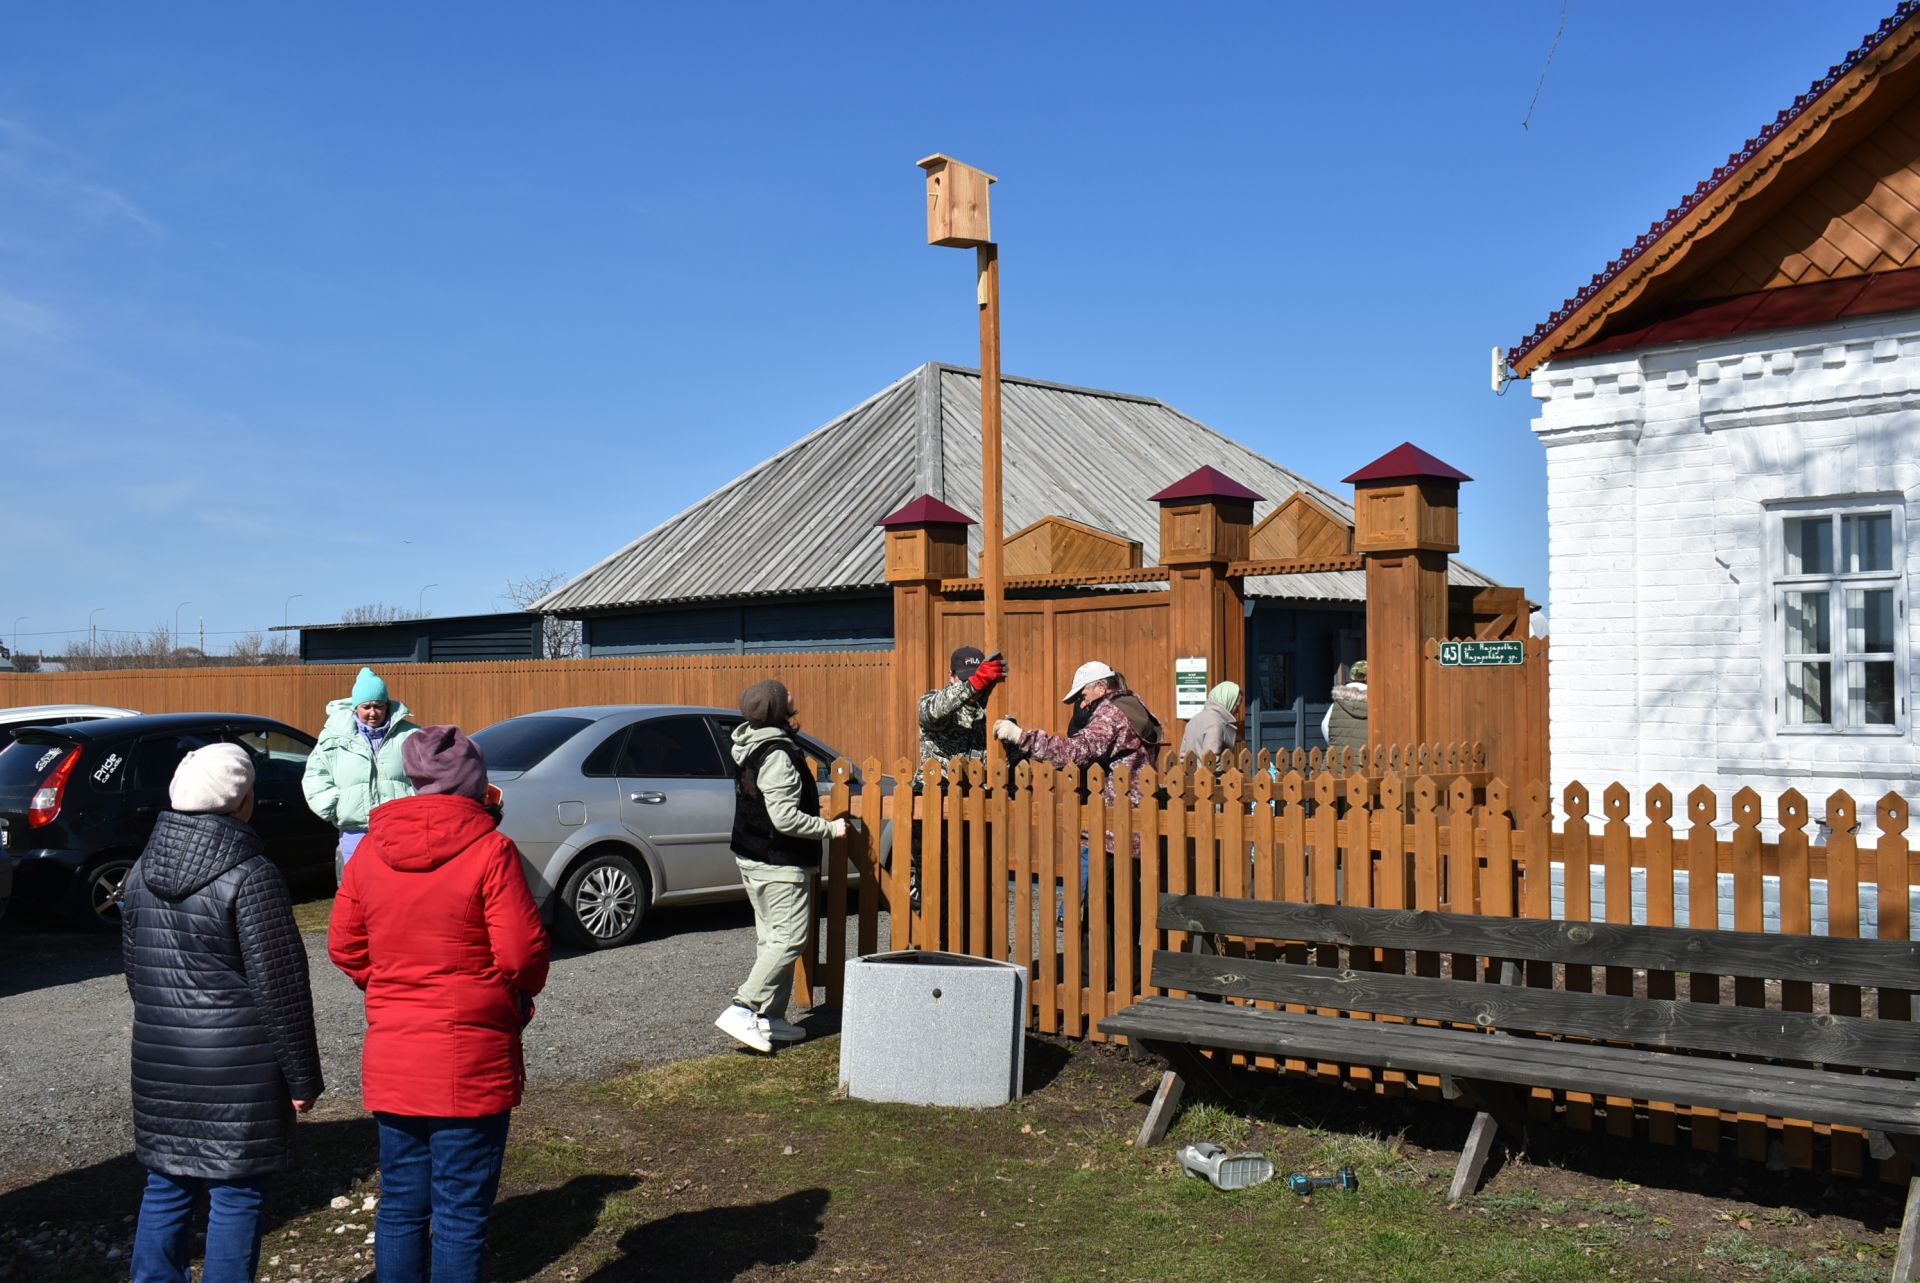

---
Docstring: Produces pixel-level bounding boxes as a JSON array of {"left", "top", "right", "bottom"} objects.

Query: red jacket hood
[{"left": 365, "top": 793, "right": 499, "bottom": 871}]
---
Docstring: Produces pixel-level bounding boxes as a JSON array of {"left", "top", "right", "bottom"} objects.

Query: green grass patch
[{"left": 291, "top": 893, "right": 333, "bottom": 935}]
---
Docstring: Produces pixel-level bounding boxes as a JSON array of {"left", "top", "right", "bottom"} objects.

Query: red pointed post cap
[
  {"left": 877, "top": 494, "right": 977, "bottom": 528},
  {"left": 1148, "top": 465, "right": 1263, "bottom": 504},
  {"left": 1342, "top": 444, "right": 1472, "bottom": 485}
]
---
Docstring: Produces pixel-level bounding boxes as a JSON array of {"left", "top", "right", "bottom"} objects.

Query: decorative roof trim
[{"left": 1510, "top": 2, "right": 1920, "bottom": 377}]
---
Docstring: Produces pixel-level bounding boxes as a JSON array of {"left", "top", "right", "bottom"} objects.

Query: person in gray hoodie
[
  {"left": 1178, "top": 681, "right": 1242, "bottom": 766},
  {"left": 716, "top": 679, "right": 847, "bottom": 1054}
]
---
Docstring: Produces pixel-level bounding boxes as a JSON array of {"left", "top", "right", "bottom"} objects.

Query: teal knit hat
[{"left": 351, "top": 666, "right": 389, "bottom": 706}]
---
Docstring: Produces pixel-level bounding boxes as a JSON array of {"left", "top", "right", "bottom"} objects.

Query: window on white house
[{"left": 1775, "top": 503, "right": 1905, "bottom": 732}]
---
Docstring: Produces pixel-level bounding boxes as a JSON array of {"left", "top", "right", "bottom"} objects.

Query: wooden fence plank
[
  {"left": 1778, "top": 788, "right": 1815, "bottom": 1169},
  {"left": 1828, "top": 791, "right": 1864, "bottom": 1179}
]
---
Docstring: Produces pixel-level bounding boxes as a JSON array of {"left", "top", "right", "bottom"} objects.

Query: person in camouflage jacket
[{"left": 915, "top": 646, "right": 1006, "bottom": 779}]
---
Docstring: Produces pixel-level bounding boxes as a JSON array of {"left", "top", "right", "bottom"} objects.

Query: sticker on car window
[
  {"left": 92, "top": 752, "right": 123, "bottom": 784},
  {"left": 35, "top": 748, "right": 60, "bottom": 772}
]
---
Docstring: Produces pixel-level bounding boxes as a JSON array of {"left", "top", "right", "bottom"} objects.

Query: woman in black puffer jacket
[{"left": 120, "top": 743, "right": 324, "bottom": 1283}]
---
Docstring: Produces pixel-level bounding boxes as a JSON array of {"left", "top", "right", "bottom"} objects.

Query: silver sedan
[{"left": 471, "top": 705, "right": 871, "bottom": 950}]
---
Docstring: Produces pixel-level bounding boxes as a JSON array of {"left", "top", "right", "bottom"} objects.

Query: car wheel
[
  {"left": 71, "top": 852, "right": 136, "bottom": 931},
  {"left": 557, "top": 849, "right": 647, "bottom": 949}
]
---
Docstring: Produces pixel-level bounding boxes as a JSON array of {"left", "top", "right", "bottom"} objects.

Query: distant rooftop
[{"left": 537, "top": 363, "right": 1500, "bottom": 613}]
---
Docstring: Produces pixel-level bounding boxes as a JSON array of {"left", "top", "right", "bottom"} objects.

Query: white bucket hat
[{"left": 1061, "top": 660, "right": 1118, "bottom": 703}]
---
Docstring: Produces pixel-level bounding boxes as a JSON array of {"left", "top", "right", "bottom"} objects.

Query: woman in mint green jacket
[{"left": 301, "top": 667, "right": 421, "bottom": 865}]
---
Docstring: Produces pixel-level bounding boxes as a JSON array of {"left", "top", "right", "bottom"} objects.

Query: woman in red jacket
[{"left": 329, "top": 725, "right": 549, "bottom": 1283}]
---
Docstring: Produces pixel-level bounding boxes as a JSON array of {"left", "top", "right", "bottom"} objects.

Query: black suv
[{"left": 0, "top": 713, "right": 336, "bottom": 928}]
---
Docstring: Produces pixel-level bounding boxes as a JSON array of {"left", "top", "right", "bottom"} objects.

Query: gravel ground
[{"left": 0, "top": 898, "right": 886, "bottom": 1190}]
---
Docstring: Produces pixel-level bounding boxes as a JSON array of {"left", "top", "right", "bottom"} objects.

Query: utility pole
[{"left": 916, "top": 154, "right": 1004, "bottom": 726}]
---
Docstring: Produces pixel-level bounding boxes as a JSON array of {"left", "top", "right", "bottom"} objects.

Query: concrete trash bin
[{"left": 839, "top": 951, "right": 1028, "bottom": 1107}]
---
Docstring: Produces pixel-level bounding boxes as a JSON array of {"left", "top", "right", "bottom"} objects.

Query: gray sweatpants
[{"left": 732, "top": 857, "right": 813, "bottom": 1018}]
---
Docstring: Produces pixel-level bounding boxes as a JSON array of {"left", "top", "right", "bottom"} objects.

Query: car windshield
[
  {"left": 471, "top": 716, "right": 593, "bottom": 772},
  {"left": 0, "top": 735, "right": 77, "bottom": 789}
]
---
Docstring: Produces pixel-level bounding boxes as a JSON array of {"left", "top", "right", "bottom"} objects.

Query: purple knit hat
[{"left": 402, "top": 725, "right": 489, "bottom": 800}]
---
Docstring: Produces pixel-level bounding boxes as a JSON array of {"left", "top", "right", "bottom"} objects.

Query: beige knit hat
[{"left": 169, "top": 743, "right": 255, "bottom": 815}]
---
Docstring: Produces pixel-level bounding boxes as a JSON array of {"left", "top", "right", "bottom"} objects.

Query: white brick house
[{"left": 1511, "top": 5, "right": 1920, "bottom": 823}]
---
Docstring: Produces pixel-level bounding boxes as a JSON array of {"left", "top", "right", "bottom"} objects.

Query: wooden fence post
[
  {"left": 879, "top": 496, "right": 975, "bottom": 767},
  {"left": 1347, "top": 444, "right": 1469, "bottom": 749},
  {"left": 1151, "top": 467, "right": 1257, "bottom": 748}
]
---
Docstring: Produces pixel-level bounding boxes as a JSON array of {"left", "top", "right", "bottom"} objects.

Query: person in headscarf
[
  {"left": 716, "top": 679, "right": 847, "bottom": 1053},
  {"left": 1178, "top": 680, "right": 1242, "bottom": 766}
]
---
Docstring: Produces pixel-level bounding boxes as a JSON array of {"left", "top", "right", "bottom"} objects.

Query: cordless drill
[{"left": 1284, "top": 1167, "right": 1359, "bottom": 1196}]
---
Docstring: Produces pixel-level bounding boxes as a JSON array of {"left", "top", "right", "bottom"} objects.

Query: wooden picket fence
[{"left": 803, "top": 753, "right": 1920, "bottom": 1180}]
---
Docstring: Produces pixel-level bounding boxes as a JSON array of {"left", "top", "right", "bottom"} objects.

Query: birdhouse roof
[{"left": 915, "top": 153, "right": 998, "bottom": 182}]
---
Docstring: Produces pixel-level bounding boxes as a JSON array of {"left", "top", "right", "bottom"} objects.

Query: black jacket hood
[{"left": 140, "top": 811, "right": 265, "bottom": 900}]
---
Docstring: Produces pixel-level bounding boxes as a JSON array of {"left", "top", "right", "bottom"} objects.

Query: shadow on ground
[
  {"left": 576, "top": 1186, "right": 829, "bottom": 1283},
  {"left": 0, "top": 912, "right": 124, "bottom": 997}
]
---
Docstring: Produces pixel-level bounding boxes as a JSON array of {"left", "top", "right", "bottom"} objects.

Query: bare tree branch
[{"left": 504, "top": 571, "right": 583, "bottom": 659}]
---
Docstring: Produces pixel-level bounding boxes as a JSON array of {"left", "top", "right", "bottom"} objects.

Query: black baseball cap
[{"left": 950, "top": 646, "right": 985, "bottom": 678}]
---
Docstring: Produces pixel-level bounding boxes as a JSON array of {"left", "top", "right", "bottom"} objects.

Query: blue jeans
[
  {"left": 375, "top": 1111, "right": 511, "bottom": 1283},
  {"left": 131, "top": 1169, "right": 268, "bottom": 1283}
]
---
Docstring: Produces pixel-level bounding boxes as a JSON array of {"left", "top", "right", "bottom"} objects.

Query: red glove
[{"left": 969, "top": 657, "right": 1007, "bottom": 692}]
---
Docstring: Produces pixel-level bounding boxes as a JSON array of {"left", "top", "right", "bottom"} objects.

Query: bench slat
[
  {"left": 1158, "top": 895, "right": 1920, "bottom": 990},
  {"left": 1149, "top": 950, "right": 1920, "bottom": 1074},
  {"left": 1101, "top": 997, "right": 1920, "bottom": 1136}
]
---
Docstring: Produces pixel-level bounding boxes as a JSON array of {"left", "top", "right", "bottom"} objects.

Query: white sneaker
[
  {"left": 765, "top": 1015, "right": 806, "bottom": 1043},
  {"left": 715, "top": 1003, "right": 772, "bottom": 1053}
]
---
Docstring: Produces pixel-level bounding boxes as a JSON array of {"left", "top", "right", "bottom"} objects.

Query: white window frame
[{"left": 1767, "top": 496, "right": 1908, "bottom": 736}]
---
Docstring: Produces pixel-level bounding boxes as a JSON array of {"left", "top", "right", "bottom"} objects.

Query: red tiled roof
[
  {"left": 1148, "top": 465, "right": 1263, "bottom": 503},
  {"left": 1342, "top": 444, "right": 1472, "bottom": 485},
  {"left": 1511, "top": 2, "right": 1920, "bottom": 374},
  {"left": 1569, "top": 264, "right": 1920, "bottom": 358}
]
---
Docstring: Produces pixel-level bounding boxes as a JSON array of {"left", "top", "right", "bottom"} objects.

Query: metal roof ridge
[
  {"left": 1509, "top": 1, "right": 1920, "bottom": 373},
  {"left": 932, "top": 363, "right": 1165, "bottom": 405}
]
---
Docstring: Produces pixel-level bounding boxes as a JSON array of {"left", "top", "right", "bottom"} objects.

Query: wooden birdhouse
[
  {"left": 916, "top": 154, "right": 996, "bottom": 248},
  {"left": 1004, "top": 515, "right": 1143, "bottom": 577}
]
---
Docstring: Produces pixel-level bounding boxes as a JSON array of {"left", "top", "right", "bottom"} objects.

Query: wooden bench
[{"left": 1100, "top": 893, "right": 1920, "bottom": 1283}]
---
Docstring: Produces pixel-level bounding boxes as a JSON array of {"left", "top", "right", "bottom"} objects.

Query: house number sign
[{"left": 1438, "top": 640, "right": 1525, "bottom": 667}]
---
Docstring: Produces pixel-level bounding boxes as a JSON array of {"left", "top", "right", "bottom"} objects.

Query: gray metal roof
[{"left": 536, "top": 363, "right": 1499, "bottom": 613}]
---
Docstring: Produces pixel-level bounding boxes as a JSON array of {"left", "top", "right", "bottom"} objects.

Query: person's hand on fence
[
  {"left": 970, "top": 657, "right": 1007, "bottom": 693},
  {"left": 829, "top": 818, "right": 849, "bottom": 839},
  {"left": 992, "top": 718, "right": 1023, "bottom": 744}
]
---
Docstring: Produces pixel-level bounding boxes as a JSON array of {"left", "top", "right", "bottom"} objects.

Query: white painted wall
[{"left": 1530, "top": 311, "right": 1920, "bottom": 831}]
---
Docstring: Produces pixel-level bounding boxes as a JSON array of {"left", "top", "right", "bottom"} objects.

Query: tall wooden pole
[
  {"left": 977, "top": 243, "right": 1004, "bottom": 728},
  {"left": 918, "top": 153, "right": 1003, "bottom": 725}
]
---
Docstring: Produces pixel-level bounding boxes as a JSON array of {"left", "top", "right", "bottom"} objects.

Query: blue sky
[{"left": 1, "top": 2, "right": 1899, "bottom": 654}]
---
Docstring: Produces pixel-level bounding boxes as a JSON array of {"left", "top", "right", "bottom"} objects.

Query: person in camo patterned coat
[
  {"left": 915, "top": 645, "right": 1007, "bottom": 776},
  {"left": 907, "top": 646, "right": 1007, "bottom": 909}
]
